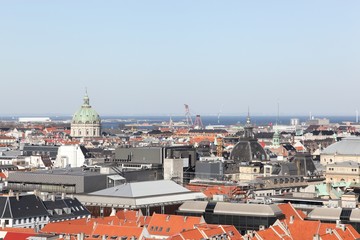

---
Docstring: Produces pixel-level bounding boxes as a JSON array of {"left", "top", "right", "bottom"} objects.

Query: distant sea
[
  {"left": 98, "top": 116, "right": 358, "bottom": 129},
  {"left": 0, "top": 115, "right": 358, "bottom": 129}
]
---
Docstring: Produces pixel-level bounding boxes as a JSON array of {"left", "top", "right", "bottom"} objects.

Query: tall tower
[
  {"left": 244, "top": 108, "right": 254, "bottom": 139},
  {"left": 216, "top": 135, "right": 223, "bottom": 157},
  {"left": 272, "top": 103, "right": 280, "bottom": 147}
]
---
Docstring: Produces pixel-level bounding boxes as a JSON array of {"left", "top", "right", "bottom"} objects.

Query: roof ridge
[
  {"left": 8, "top": 197, "right": 13, "bottom": 219},
  {"left": 270, "top": 225, "right": 284, "bottom": 239},
  {"left": 346, "top": 225, "right": 357, "bottom": 239},
  {"left": 289, "top": 202, "right": 303, "bottom": 221},
  {"left": 1, "top": 197, "right": 9, "bottom": 219}
]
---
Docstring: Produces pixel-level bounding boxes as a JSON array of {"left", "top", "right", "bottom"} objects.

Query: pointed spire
[
  {"left": 273, "top": 102, "right": 280, "bottom": 147},
  {"left": 244, "top": 107, "right": 254, "bottom": 139},
  {"left": 246, "top": 106, "right": 251, "bottom": 126},
  {"left": 83, "top": 88, "right": 90, "bottom": 106}
]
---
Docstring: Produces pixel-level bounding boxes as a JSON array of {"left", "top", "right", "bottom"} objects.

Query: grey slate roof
[
  {"left": 307, "top": 207, "right": 342, "bottom": 220},
  {"left": 214, "top": 202, "right": 283, "bottom": 217},
  {"left": 322, "top": 137, "right": 360, "bottom": 155},
  {"left": 178, "top": 201, "right": 208, "bottom": 213},
  {"left": 0, "top": 195, "right": 49, "bottom": 219},
  {"left": 177, "top": 201, "right": 283, "bottom": 217},
  {"left": 43, "top": 197, "right": 90, "bottom": 221},
  {"left": 76, "top": 180, "right": 206, "bottom": 208},
  {"left": 350, "top": 209, "right": 360, "bottom": 222},
  {"left": 90, "top": 180, "right": 191, "bottom": 198}
]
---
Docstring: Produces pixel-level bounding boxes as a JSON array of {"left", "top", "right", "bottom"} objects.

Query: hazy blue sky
[{"left": 0, "top": 1, "right": 359, "bottom": 116}]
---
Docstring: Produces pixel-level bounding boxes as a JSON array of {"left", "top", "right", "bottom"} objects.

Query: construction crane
[
  {"left": 216, "top": 135, "right": 223, "bottom": 157},
  {"left": 193, "top": 115, "right": 204, "bottom": 129},
  {"left": 184, "top": 104, "right": 193, "bottom": 128}
]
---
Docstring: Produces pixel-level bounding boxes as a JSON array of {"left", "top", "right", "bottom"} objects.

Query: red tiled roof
[
  {"left": 40, "top": 222, "right": 93, "bottom": 235},
  {"left": 0, "top": 172, "right": 7, "bottom": 179},
  {"left": 116, "top": 209, "right": 142, "bottom": 221},
  {"left": 169, "top": 224, "right": 242, "bottom": 240},
  {"left": 3, "top": 232, "right": 35, "bottom": 240},
  {"left": 278, "top": 203, "right": 306, "bottom": 221},
  {"left": 0, "top": 228, "right": 36, "bottom": 234},
  {"left": 253, "top": 219, "right": 360, "bottom": 240},
  {"left": 93, "top": 224, "right": 143, "bottom": 238},
  {"left": 147, "top": 213, "right": 203, "bottom": 236}
]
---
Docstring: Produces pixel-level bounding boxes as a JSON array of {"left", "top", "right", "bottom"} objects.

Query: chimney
[
  {"left": 61, "top": 192, "right": 66, "bottom": 200},
  {"left": 290, "top": 215, "right": 294, "bottom": 224},
  {"left": 51, "top": 194, "right": 55, "bottom": 202},
  {"left": 341, "top": 224, "right": 346, "bottom": 231},
  {"left": 16, "top": 193, "right": 19, "bottom": 201},
  {"left": 8, "top": 189, "right": 14, "bottom": 197},
  {"left": 41, "top": 193, "right": 47, "bottom": 201},
  {"left": 326, "top": 228, "right": 333, "bottom": 234},
  {"left": 77, "top": 233, "right": 85, "bottom": 240},
  {"left": 336, "top": 220, "right": 341, "bottom": 227},
  {"left": 313, "top": 234, "right": 320, "bottom": 240}
]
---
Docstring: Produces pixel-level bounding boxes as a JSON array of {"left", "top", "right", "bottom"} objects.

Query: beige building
[
  {"left": 325, "top": 161, "right": 360, "bottom": 183},
  {"left": 71, "top": 92, "right": 101, "bottom": 138},
  {"left": 239, "top": 165, "right": 261, "bottom": 182},
  {"left": 320, "top": 137, "right": 360, "bottom": 165}
]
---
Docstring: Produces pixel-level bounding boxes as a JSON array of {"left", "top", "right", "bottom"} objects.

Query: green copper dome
[{"left": 72, "top": 92, "right": 101, "bottom": 124}]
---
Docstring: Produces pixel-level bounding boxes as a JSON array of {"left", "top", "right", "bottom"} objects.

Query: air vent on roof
[
  {"left": 63, "top": 208, "right": 71, "bottom": 214},
  {"left": 54, "top": 209, "right": 63, "bottom": 215}
]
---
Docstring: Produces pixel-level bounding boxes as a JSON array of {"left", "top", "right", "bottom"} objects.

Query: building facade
[{"left": 326, "top": 161, "right": 360, "bottom": 183}]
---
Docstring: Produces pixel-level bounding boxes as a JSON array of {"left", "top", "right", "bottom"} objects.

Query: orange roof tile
[
  {"left": 147, "top": 213, "right": 203, "bottom": 236},
  {"left": 278, "top": 203, "right": 306, "bottom": 221},
  {"left": 92, "top": 224, "right": 143, "bottom": 238},
  {"left": 40, "top": 222, "right": 93, "bottom": 235}
]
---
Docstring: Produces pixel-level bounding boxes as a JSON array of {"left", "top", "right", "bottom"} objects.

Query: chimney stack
[{"left": 290, "top": 215, "right": 294, "bottom": 224}]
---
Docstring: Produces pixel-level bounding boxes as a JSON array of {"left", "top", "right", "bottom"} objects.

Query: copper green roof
[{"left": 72, "top": 93, "right": 100, "bottom": 124}]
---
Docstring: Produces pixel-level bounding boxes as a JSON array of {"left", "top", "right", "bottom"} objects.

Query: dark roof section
[
  {"left": 22, "top": 145, "right": 59, "bottom": 159},
  {"left": 230, "top": 140, "right": 268, "bottom": 162},
  {"left": 312, "top": 130, "right": 335, "bottom": 136},
  {"left": 43, "top": 197, "right": 90, "bottom": 221},
  {"left": 0, "top": 195, "right": 49, "bottom": 219},
  {"left": 282, "top": 144, "right": 296, "bottom": 152},
  {"left": 254, "top": 132, "right": 274, "bottom": 139}
]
